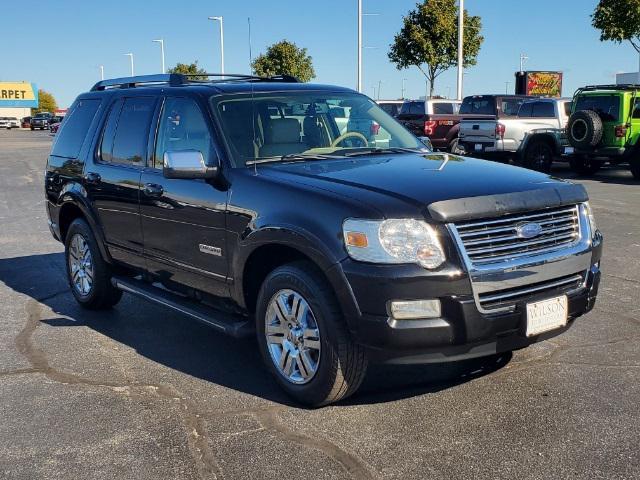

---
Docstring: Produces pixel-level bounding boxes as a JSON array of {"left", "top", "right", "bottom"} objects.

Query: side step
[{"left": 111, "top": 276, "right": 254, "bottom": 338}]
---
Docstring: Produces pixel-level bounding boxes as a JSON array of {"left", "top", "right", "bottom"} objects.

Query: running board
[{"left": 111, "top": 276, "right": 254, "bottom": 338}]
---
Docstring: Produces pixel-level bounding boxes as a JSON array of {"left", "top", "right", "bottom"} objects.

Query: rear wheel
[
  {"left": 570, "top": 156, "right": 602, "bottom": 176},
  {"left": 65, "top": 218, "right": 122, "bottom": 310},
  {"left": 631, "top": 159, "right": 640, "bottom": 180},
  {"left": 449, "top": 138, "right": 464, "bottom": 154},
  {"left": 256, "top": 262, "right": 367, "bottom": 406},
  {"left": 523, "top": 140, "right": 554, "bottom": 173}
]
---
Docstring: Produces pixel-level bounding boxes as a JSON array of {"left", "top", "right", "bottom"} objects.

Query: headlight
[
  {"left": 343, "top": 218, "right": 446, "bottom": 269},
  {"left": 582, "top": 201, "right": 597, "bottom": 237}
]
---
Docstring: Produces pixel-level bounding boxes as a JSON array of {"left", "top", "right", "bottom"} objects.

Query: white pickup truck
[{"left": 458, "top": 95, "right": 572, "bottom": 172}]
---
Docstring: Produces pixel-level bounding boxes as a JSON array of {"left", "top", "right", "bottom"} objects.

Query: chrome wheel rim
[
  {"left": 68, "top": 233, "right": 94, "bottom": 297},
  {"left": 265, "top": 289, "right": 321, "bottom": 385}
]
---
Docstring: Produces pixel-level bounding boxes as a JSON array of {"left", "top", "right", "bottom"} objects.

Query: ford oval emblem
[{"left": 516, "top": 222, "right": 543, "bottom": 239}]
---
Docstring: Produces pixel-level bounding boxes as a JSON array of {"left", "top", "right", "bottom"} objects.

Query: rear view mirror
[{"left": 163, "top": 150, "right": 218, "bottom": 179}]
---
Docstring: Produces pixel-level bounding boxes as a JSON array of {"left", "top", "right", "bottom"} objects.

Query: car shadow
[
  {"left": 551, "top": 162, "right": 639, "bottom": 185},
  {"left": 0, "top": 252, "right": 511, "bottom": 407}
]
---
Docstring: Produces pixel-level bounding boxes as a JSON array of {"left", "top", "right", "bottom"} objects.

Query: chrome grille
[{"left": 453, "top": 205, "right": 581, "bottom": 265}]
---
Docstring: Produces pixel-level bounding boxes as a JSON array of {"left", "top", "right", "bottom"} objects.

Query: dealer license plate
[
  {"left": 564, "top": 146, "right": 575, "bottom": 155},
  {"left": 526, "top": 295, "right": 568, "bottom": 337}
]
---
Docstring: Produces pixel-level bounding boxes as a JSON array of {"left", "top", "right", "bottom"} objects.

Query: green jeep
[{"left": 566, "top": 84, "right": 640, "bottom": 179}]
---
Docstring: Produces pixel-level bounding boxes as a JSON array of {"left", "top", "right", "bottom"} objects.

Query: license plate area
[
  {"left": 526, "top": 295, "right": 568, "bottom": 337},
  {"left": 474, "top": 143, "right": 483, "bottom": 151}
]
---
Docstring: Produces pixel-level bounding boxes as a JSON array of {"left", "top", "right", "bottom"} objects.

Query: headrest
[{"left": 269, "top": 118, "right": 301, "bottom": 144}]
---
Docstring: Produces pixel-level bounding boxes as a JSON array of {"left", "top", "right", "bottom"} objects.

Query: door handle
[
  {"left": 84, "top": 172, "right": 101, "bottom": 184},
  {"left": 143, "top": 183, "right": 164, "bottom": 198}
]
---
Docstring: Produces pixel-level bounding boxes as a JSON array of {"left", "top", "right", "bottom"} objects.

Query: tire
[
  {"left": 570, "top": 156, "right": 602, "bottom": 176},
  {"left": 30, "top": 126, "right": 34, "bottom": 131},
  {"left": 64, "top": 218, "right": 122, "bottom": 310},
  {"left": 523, "top": 139, "right": 554, "bottom": 173},
  {"left": 567, "top": 110, "right": 603, "bottom": 149},
  {"left": 631, "top": 159, "right": 640, "bottom": 180},
  {"left": 449, "top": 138, "right": 464, "bottom": 154},
  {"left": 256, "top": 261, "right": 368, "bottom": 406}
]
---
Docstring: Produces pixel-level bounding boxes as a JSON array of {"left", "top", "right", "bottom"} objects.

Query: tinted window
[
  {"left": 501, "top": 98, "right": 526, "bottom": 116},
  {"left": 432, "top": 102, "right": 454, "bottom": 114},
  {"left": 109, "top": 97, "right": 156, "bottom": 165},
  {"left": 154, "top": 97, "right": 213, "bottom": 169},
  {"left": 518, "top": 102, "right": 533, "bottom": 118},
  {"left": 574, "top": 95, "right": 620, "bottom": 122},
  {"left": 631, "top": 98, "right": 640, "bottom": 119},
  {"left": 399, "top": 101, "right": 425, "bottom": 115},
  {"left": 532, "top": 102, "right": 555, "bottom": 118},
  {"left": 99, "top": 99, "right": 124, "bottom": 163},
  {"left": 379, "top": 103, "right": 399, "bottom": 117},
  {"left": 564, "top": 102, "right": 572, "bottom": 116},
  {"left": 459, "top": 96, "right": 495, "bottom": 115},
  {"left": 51, "top": 99, "right": 100, "bottom": 159}
]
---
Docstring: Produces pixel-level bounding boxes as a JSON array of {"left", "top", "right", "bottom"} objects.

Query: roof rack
[
  {"left": 578, "top": 84, "right": 640, "bottom": 92},
  {"left": 90, "top": 73, "right": 300, "bottom": 91}
]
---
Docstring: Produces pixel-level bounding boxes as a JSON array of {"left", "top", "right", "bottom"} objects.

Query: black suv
[{"left": 45, "top": 74, "right": 602, "bottom": 406}]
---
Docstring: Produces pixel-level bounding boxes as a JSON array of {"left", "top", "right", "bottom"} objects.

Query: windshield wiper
[
  {"left": 341, "top": 147, "right": 426, "bottom": 157},
  {"left": 246, "top": 153, "right": 344, "bottom": 166}
]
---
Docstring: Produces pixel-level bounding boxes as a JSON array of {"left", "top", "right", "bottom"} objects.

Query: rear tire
[
  {"left": 449, "top": 138, "right": 464, "bottom": 154},
  {"left": 256, "top": 261, "right": 368, "bottom": 407},
  {"left": 523, "top": 140, "right": 554, "bottom": 173},
  {"left": 631, "top": 159, "right": 640, "bottom": 180},
  {"left": 64, "top": 218, "right": 122, "bottom": 310},
  {"left": 570, "top": 156, "right": 602, "bottom": 176}
]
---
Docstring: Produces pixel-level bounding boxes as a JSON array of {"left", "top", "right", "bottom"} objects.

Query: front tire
[
  {"left": 256, "top": 262, "right": 368, "bottom": 406},
  {"left": 65, "top": 218, "right": 122, "bottom": 310}
]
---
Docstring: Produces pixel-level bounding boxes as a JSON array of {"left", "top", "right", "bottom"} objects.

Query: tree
[
  {"left": 592, "top": 0, "right": 640, "bottom": 54},
  {"left": 33, "top": 89, "right": 58, "bottom": 114},
  {"left": 388, "top": 0, "right": 483, "bottom": 98},
  {"left": 251, "top": 40, "right": 315, "bottom": 82},
  {"left": 168, "top": 61, "right": 208, "bottom": 81}
]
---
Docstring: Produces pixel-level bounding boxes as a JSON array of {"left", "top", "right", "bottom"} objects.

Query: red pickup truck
[{"left": 396, "top": 99, "right": 463, "bottom": 152}]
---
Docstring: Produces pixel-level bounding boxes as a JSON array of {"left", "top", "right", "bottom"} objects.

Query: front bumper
[{"left": 331, "top": 238, "right": 602, "bottom": 365}]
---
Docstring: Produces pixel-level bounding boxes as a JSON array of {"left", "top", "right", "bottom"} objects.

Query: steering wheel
[{"left": 331, "top": 131, "right": 368, "bottom": 148}]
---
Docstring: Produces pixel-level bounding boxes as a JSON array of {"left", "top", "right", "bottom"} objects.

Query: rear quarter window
[
  {"left": 50, "top": 99, "right": 101, "bottom": 159},
  {"left": 574, "top": 95, "right": 620, "bottom": 122}
]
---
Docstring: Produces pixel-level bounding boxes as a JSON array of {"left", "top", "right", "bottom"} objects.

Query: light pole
[
  {"left": 99, "top": 65, "right": 104, "bottom": 80},
  {"left": 456, "top": 0, "right": 464, "bottom": 100},
  {"left": 358, "top": 0, "right": 362, "bottom": 92},
  {"left": 124, "top": 53, "right": 134, "bottom": 76},
  {"left": 520, "top": 53, "right": 529, "bottom": 73},
  {"left": 505, "top": 81, "right": 510, "bottom": 94},
  {"left": 401, "top": 78, "right": 407, "bottom": 99},
  {"left": 377, "top": 80, "right": 382, "bottom": 100},
  {"left": 208, "top": 16, "right": 225, "bottom": 76},
  {"left": 152, "top": 39, "right": 165, "bottom": 74}
]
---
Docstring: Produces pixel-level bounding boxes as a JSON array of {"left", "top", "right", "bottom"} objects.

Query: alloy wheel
[{"left": 68, "top": 233, "right": 94, "bottom": 296}]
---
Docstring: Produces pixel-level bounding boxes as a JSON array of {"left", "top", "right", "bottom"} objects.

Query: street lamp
[
  {"left": 456, "top": 0, "right": 464, "bottom": 100},
  {"left": 357, "top": 1, "right": 379, "bottom": 92},
  {"left": 124, "top": 53, "right": 134, "bottom": 76},
  {"left": 520, "top": 53, "right": 529, "bottom": 73},
  {"left": 98, "top": 65, "right": 104, "bottom": 80},
  {"left": 402, "top": 78, "right": 407, "bottom": 99},
  {"left": 152, "top": 39, "right": 165, "bottom": 74},
  {"left": 208, "top": 16, "right": 225, "bottom": 76}
]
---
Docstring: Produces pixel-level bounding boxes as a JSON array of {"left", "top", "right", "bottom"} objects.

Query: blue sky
[{"left": 2, "top": 0, "right": 638, "bottom": 107}]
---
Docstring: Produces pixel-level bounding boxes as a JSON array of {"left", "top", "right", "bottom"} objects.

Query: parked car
[
  {"left": 45, "top": 73, "right": 602, "bottom": 406},
  {"left": 566, "top": 84, "right": 640, "bottom": 179},
  {"left": 6, "top": 117, "right": 20, "bottom": 129},
  {"left": 50, "top": 122, "right": 62, "bottom": 134},
  {"left": 376, "top": 100, "right": 405, "bottom": 118},
  {"left": 459, "top": 97, "right": 572, "bottom": 172},
  {"left": 0, "top": 118, "right": 9, "bottom": 129},
  {"left": 31, "top": 112, "right": 53, "bottom": 130},
  {"left": 21, "top": 116, "right": 32, "bottom": 129},
  {"left": 396, "top": 99, "right": 463, "bottom": 151}
]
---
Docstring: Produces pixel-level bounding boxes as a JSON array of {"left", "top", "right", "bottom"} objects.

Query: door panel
[{"left": 140, "top": 96, "right": 229, "bottom": 297}]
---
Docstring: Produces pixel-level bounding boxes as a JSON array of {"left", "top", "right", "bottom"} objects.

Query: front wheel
[
  {"left": 65, "top": 218, "right": 122, "bottom": 310},
  {"left": 256, "top": 262, "right": 368, "bottom": 406},
  {"left": 570, "top": 156, "right": 602, "bottom": 176}
]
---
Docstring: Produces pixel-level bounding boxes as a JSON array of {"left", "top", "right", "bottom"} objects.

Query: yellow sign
[{"left": 0, "top": 82, "right": 38, "bottom": 107}]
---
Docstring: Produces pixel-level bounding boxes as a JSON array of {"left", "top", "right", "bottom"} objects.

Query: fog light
[{"left": 389, "top": 299, "right": 441, "bottom": 320}]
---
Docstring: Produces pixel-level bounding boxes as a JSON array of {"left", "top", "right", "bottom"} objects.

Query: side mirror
[
  {"left": 163, "top": 150, "right": 218, "bottom": 179},
  {"left": 417, "top": 136, "right": 434, "bottom": 151}
]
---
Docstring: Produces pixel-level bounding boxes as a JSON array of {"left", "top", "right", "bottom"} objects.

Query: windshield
[
  {"left": 574, "top": 95, "right": 620, "bottom": 122},
  {"left": 211, "top": 91, "right": 424, "bottom": 166}
]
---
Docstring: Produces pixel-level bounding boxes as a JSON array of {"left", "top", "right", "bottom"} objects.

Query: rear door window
[
  {"left": 574, "top": 95, "right": 620, "bottom": 122},
  {"left": 102, "top": 97, "right": 156, "bottom": 166},
  {"left": 501, "top": 98, "right": 526, "bottom": 117},
  {"left": 518, "top": 102, "right": 533, "bottom": 118},
  {"left": 459, "top": 97, "right": 495, "bottom": 115},
  {"left": 532, "top": 102, "right": 555, "bottom": 118},
  {"left": 399, "top": 101, "right": 425, "bottom": 116},
  {"left": 432, "top": 102, "right": 455, "bottom": 114},
  {"left": 50, "top": 98, "right": 101, "bottom": 159}
]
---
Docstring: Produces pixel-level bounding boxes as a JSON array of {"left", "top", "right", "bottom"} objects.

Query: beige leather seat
[{"left": 260, "top": 118, "right": 305, "bottom": 158}]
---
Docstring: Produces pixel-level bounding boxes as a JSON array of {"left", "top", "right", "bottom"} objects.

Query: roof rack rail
[
  {"left": 90, "top": 73, "right": 300, "bottom": 91},
  {"left": 578, "top": 84, "right": 640, "bottom": 91}
]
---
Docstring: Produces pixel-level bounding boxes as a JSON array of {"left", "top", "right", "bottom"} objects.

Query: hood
[{"left": 260, "top": 153, "right": 581, "bottom": 219}]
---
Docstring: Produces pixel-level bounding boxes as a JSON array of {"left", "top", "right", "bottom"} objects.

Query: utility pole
[
  {"left": 456, "top": 0, "right": 464, "bottom": 100},
  {"left": 152, "top": 39, "right": 165, "bottom": 74},
  {"left": 208, "top": 16, "right": 225, "bottom": 76},
  {"left": 124, "top": 53, "right": 134, "bottom": 76},
  {"left": 377, "top": 80, "right": 382, "bottom": 100}
]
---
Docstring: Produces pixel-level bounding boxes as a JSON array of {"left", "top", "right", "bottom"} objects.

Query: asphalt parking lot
[{"left": 0, "top": 129, "right": 638, "bottom": 480}]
